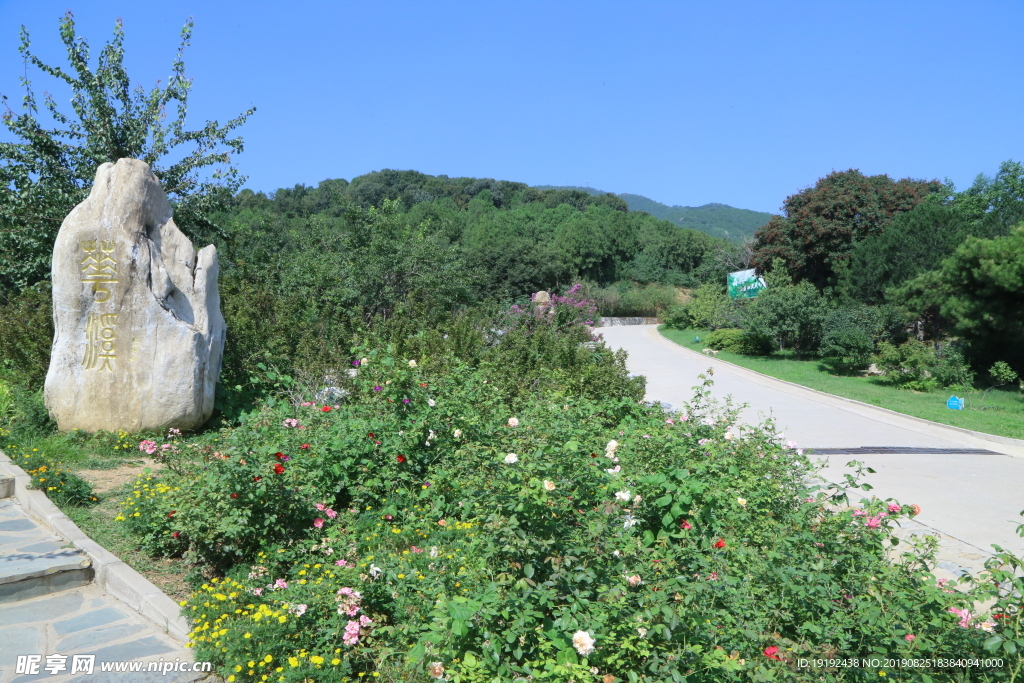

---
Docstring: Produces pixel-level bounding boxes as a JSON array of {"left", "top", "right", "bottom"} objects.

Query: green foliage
[
  {"left": 898, "top": 226, "right": 1024, "bottom": 374},
  {"left": 990, "top": 360, "right": 1019, "bottom": 386},
  {"left": 223, "top": 173, "right": 722, "bottom": 299},
  {"left": 124, "top": 367, "right": 1021, "bottom": 682},
  {"left": 218, "top": 199, "right": 474, "bottom": 390},
  {"left": 839, "top": 202, "right": 974, "bottom": 305},
  {"left": 819, "top": 327, "right": 873, "bottom": 373},
  {"left": 584, "top": 281, "right": 680, "bottom": 317},
  {"left": 952, "top": 160, "right": 1024, "bottom": 230},
  {"left": 873, "top": 340, "right": 938, "bottom": 391},
  {"left": 662, "top": 304, "right": 692, "bottom": 330},
  {"left": 743, "top": 272, "right": 831, "bottom": 354},
  {"left": 8, "top": 448, "right": 97, "bottom": 506},
  {"left": 0, "top": 379, "right": 54, "bottom": 436},
  {"left": 930, "top": 345, "right": 974, "bottom": 391},
  {"left": 751, "top": 169, "right": 944, "bottom": 289},
  {"left": 819, "top": 305, "right": 907, "bottom": 373},
  {"left": 704, "top": 328, "right": 773, "bottom": 356},
  {"left": 0, "top": 12, "right": 253, "bottom": 293},
  {"left": 0, "top": 282, "right": 53, "bottom": 385},
  {"left": 684, "top": 283, "right": 736, "bottom": 330}
]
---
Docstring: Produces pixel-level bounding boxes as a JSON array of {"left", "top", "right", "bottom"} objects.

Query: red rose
[
  {"left": 420, "top": 383, "right": 428, "bottom": 387},
  {"left": 230, "top": 493, "right": 239, "bottom": 499},
  {"left": 274, "top": 463, "right": 285, "bottom": 474},
  {"left": 714, "top": 538, "right": 726, "bottom": 548},
  {"left": 763, "top": 646, "right": 782, "bottom": 661},
  {"left": 172, "top": 531, "right": 180, "bottom": 538},
  {"left": 167, "top": 510, "right": 176, "bottom": 518},
  {"left": 368, "top": 432, "right": 376, "bottom": 439},
  {"left": 321, "top": 406, "right": 332, "bottom": 413},
  {"left": 275, "top": 452, "right": 285, "bottom": 459},
  {"left": 300, "top": 444, "right": 310, "bottom": 450},
  {"left": 396, "top": 455, "right": 406, "bottom": 463},
  {"left": 680, "top": 520, "right": 692, "bottom": 530},
  {"left": 253, "top": 476, "right": 261, "bottom": 482}
]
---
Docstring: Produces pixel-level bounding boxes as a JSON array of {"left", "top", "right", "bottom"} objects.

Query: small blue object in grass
[
  {"left": 947, "top": 396, "right": 965, "bottom": 410},
  {"left": 694, "top": 337, "right": 700, "bottom": 343}
]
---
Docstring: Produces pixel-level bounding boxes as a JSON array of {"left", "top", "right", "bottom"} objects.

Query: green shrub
[
  {"left": 585, "top": 281, "right": 679, "bottom": 318},
  {"left": 705, "top": 328, "right": 773, "bottom": 355},
  {"left": 686, "top": 283, "right": 737, "bottom": 330},
  {"left": 118, "top": 363, "right": 1022, "bottom": 682},
  {"left": 0, "top": 283, "right": 54, "bottom": 386},
  {"left": 820, "top": 326, "right": 874, "bottom": 372},
  {"left": 931, "top": 344, "right": 975, "bottom": 391},
  {"left": 743, "top": 276, "right": 831, "bottom": 354},
  {"left": 661, "top": 304, "right": 692, "bottom": 330},
  {"left": 874, "top": 340, "right": 938, "bottom": 390},
  {"left": 8, "top": 449, "right": 97, "bottom": 506},
  {"left": 3, "top": 381, "right": 55, "bottom": 437}
]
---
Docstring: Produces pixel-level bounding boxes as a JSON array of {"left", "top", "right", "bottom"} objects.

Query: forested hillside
[
  {"left": 217, "top": 169, "right": 744, "bottom": 301},
  {"left": 536, "top": 185, "right": 772, "bottom": 241}
]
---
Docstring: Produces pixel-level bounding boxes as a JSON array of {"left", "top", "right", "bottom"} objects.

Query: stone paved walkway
[{"left": 0, "top": 498, "right": 205, "bottom": 683}]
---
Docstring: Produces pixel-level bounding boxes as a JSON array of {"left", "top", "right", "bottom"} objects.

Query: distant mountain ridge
[{"left": 535, "top": 185, "right": 771, "bottom": 241}]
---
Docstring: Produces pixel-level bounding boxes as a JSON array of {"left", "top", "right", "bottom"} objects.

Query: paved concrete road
[{"left": 597, "top": 325, "right": 1024, "bottom": 566}]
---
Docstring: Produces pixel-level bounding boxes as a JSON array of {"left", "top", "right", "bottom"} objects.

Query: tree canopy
[
  {"left": 897, "top": 226, "right": 1024, "bottom": 373},
  {"left": 0, "top": 12, "right": 253, "bottom": 293},
  {"left": 750, "top": 169, "right": 943, "bottom": 290}
]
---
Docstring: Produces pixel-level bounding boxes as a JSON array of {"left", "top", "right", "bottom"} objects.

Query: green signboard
[{"left": 727, "top": 269, "right": 766, "bottom": 299}]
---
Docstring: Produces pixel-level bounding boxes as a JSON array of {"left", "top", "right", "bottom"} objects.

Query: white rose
[
  {"left": 543, "top": 480, "right": 556, "bottom": 491},
  {"left": 504, "top": 453, "right": 519, "bottom": 464},
  {"left": 508, "top": 417, "right": 520, "bottom": 427},
  {"left": 408, "top": 360, "right": 418, "bottom": 367},
  {"left": 572, "top": 630, "right": 596, "bottom": 656},
  {"left": 615, "top": 490, "right": 631, "bottom": 502}
]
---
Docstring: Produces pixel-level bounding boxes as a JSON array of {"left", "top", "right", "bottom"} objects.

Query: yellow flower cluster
[
  {"left": 186, "top": 578, "right": 357, "bottom": 682},
  {"left": 114, "top": 475, "right": 180, "bottom": 522}
]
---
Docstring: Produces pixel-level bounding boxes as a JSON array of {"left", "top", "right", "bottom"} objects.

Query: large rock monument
[{"left": 44, "top": 159, "right": 226, "bottom": 432}]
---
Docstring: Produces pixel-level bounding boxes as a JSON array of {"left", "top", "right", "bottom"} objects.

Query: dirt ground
[{"left": 75, "top": 457, "right": 162, "bottom": 493}]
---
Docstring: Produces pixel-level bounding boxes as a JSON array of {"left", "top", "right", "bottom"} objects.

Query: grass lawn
[{"left": 659, "top": 326, "right": 1024, "bottom": 440}]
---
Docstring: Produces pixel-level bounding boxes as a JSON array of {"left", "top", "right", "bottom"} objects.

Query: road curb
[
  {"left": 649, "top": 326, "right": 1024, "bottom": 459},
  {"left": 0, "top": 450, "right": 191, "bottom": 643}
]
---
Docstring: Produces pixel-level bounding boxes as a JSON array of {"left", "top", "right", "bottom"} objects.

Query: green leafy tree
[
  {"left": 898, "top": 227, "right": 1024, "bottom": 373},
  {"left": 685, "top": 283, "right": 736, "bottom": 330},
  {"left": 751, "top": 169, "right": 943, "bottom": 290},
  {"left": 951, "top": 160, "right": 1024, "bottom": 228},
  {"left": 838, "top": 202, "right": 972, "bottom": 305},
  {"left": 743, "top": 265, "right": 832, "bottom": 353},
  {"left": 818, "top": 305, "right": 904, "bottom": 372},
  {"left": 0, "top": 12, "right": 254, "bottom": 292}
]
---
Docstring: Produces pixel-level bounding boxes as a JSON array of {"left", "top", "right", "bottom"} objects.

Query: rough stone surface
[{"left": 44, "top": 158, "right": 225, "bottom": 433}]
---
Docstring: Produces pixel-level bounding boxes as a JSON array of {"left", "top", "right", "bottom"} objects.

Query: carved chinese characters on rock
[
  {"left": 80, "top": 240, "right": 118, "bottom": 372},
  {"left": 45, "top": 159, "right": 226, "bottom": 433},
  {"left": 80, "top": 239, "right": 118, "bottom": 301},
  {"left": 82, "top": 312, "right": 117, "bottom": 372}
]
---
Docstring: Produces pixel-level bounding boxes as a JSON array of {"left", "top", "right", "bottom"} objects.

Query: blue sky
[{"left": 1, "top": 1, "right": 1021, "bottom": 214}]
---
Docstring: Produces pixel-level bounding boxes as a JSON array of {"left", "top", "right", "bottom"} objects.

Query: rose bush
[
  {"left": 118, "top": 360, "right": 1022, "bottom": 682},
  {"left": 109, "top": 294, "right": 1021, "bottom": 682}
]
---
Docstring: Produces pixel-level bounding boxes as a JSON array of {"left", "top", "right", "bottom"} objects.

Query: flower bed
[{"left": 113, "top": 350, "right": 1023, "bottom": 682}]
